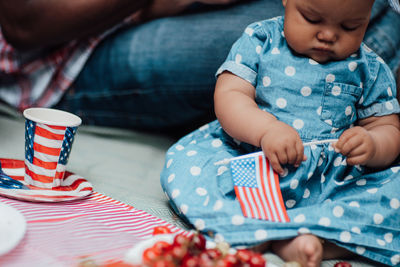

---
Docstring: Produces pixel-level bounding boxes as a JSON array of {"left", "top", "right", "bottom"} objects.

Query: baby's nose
[{"left": 317, "top": 28, "right": 337, "bottom": 43}]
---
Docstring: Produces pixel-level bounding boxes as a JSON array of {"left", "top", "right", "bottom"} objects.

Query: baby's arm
[
  {"left": 334, "top": 114, "right": 400, "bottom": 167},
  {"left": 214, "top": 72, "right": 306, "bottom": 174}
]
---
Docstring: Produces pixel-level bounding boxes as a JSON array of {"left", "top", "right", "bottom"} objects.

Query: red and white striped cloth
[{"left": 0, "top": 192, "right": 186, "bottom": 266}]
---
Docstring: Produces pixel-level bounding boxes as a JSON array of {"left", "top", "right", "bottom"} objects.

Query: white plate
[{"left": 0, "top": 202, "right": 26, "bottom": 256}]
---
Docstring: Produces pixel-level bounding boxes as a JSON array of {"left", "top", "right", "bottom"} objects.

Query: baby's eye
[
  {"left": 341, "top": 24, "right": 360, "bottom": 31},
  {"left": 302, "top": 14, "right": 320, "bottom": 24}
]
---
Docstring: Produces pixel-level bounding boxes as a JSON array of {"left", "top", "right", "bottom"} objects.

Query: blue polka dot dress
[{"left": 160, "top": 16, "right": 400, "bottom": 266}]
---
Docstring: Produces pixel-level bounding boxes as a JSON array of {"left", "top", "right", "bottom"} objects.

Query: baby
[{"left": 161, "top": 0, "right": 400, "bottom": 266}]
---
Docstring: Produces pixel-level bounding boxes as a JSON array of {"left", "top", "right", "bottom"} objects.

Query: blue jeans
[
  {"left": 55, "top": 0, "right": 400, "bottom": 133},
  {"left": 364, "top": 0, "right": 400, "bottom": 75}
]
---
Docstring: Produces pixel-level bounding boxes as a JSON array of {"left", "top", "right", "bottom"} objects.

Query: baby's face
[{"left": 282, "top": 0, "right": 374, "bottom": 63}]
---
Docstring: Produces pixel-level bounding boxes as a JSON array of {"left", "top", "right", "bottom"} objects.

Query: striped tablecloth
[{"left": 0, "top": 192, "right": 185, "bottom": 267}]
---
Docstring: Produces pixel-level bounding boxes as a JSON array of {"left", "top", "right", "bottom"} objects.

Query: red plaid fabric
[
  {"left": 0, "top": 31, "right": 101, "bottom": 111},
  {"left": 0, "top": 13, "right": 138, "bottom": 111}
]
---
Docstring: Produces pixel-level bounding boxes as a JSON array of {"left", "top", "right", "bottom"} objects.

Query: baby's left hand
[{"left": 333, "top": 126, "right": 376, "bottom": 166}]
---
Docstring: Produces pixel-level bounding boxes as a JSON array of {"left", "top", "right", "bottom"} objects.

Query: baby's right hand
[{"left": 260, "top": 121, "right": 306, "bottom": 175}]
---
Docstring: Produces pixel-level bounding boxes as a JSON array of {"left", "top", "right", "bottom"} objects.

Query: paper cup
[{"left": 23, "top": 108, "right": 82, "bottom": 189}]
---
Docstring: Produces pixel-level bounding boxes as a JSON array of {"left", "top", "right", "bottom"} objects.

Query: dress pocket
[{"left": 320, "top": 82, "right": 362, "bottom": 129}]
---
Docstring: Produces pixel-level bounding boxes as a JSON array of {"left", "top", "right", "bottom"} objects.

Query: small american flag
[
  {"left": 230, "top": 151, "right": 290, "bottom": 222},
  {"left": 25, "top": 119, "right": 77, "bottom": 189}
]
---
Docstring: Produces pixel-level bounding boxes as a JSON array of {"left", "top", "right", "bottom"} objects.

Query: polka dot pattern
[
  {"left": 255, "top": 229, "right": 268, "bottom": 240},
  {"left": 285, "top": 66, "right": 296, "bottom": 76},
  {"left": 333, "top": 206, "right": 344, "bottom": 217},
  {"left": 190, "top": 166, "right": 201, "bottom": 176},
  {"left": 340, "top": 231, "right": 351, "bottom": 242},
  {"left": 276, "top": 98, "right": 287, "bottom": 108},
  {"left": 271, "top": 48, "right": 280, "bottom": 54},
  {"left": 232, "top": 215, "right": 245, "bottom": 225},
  {"left": 294, "top": 214, "right": 306, "bottom": 223},
  {"left": 301, "top": 86, "right": 312, "bottom": 96},
  {"left": 293, "top": 119, "right": 304, "bottom": 129},
  {"left": 263, "top": 76, "right": 271, "bottom": 87}
]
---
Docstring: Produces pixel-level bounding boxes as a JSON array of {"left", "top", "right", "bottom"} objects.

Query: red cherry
[
  {"left": 152, "top": 241, "right": 172, "bottom": 256},
  {"left": 199, "top": 248, "right": 223, "bottom": 260},
  {"left": 236, "top": 249, "right": 252, "bottom": 263},
  {"left": 181, "top": 255, "right": 200, "bottom": 267},
  {"left": 152, "top": 226, "right": 172, "bottom": 235},
  {"left": 142, "top": 247, "right": 159, "bottom": 265},
  {"left": 190, "top": 233, "right": 207, "bottom": 252},
  {"left": 219, "top": 254, "right": 239, "bottom": 267},
  {"left": 197, "top": 248, "right": 223, "bottom": 267},
  {"left": 215, "top": 258, "right": 234, "bottom": 267},
  {"left": 334, "top": 262, "right": 352, "bottom": 267},
  {"left": 152, "top": 258, "right": 176, "bottom": 267},
  {"left": 170, "top": 245, "right": 188, "bottom": 260},
  {"left": 173, "top": 233, "right": 191, "bottom": 248},
  {"left": 249, "top": 254, "right": 266, "bottom": 267}
]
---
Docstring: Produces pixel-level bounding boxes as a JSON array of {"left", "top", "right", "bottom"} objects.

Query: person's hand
[
  {"left": 333, "top": 126, "right": 376, "bottom": 166},
  {"left": 260, "top": 120, "right": 306, "bottom": 175}
]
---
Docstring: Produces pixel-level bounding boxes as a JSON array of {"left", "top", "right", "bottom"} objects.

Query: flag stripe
[
  {"left": 34, "top": 125, "right": 66, "bottom": 140},
  {"left": 32, "top": 151, "right": 60, "bottom": 163},
  {"left": 234, "top": 186, "right": 249, "bottom": 217},
  {"left": 34, "top": 134, "right": 64, "bottom": 148},
  {"left": 33, "top": 142, "right": 61, "bottom": 156},
  {"left": 272, "top": 163, "right": 290, "bottom": 222},
  {"left": 32, "top": 157, "right": 58, "bottom": 169},
  {"left": 243, "top": 187, "right": 256, "bottom": 218},
  {"left": 249, "top": 188, "right": 262, "bottom": 219},
  {"left": 264, "top": 156, "right": 282, "bottom": 222},
  {"left": 46, "top": 125, "right": 68, "bottom": 130},
  {"left": 259, "top": 155, "right": 279, "bottom": 221},
  {"left": 254, "top": 189, "right": 268, "bottom": 220},
  {"left": 25, "top": 165, "right": 55, "bottom": 184}
]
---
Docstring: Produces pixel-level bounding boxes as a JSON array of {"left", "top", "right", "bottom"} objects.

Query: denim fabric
[
  {"left": 55, "top": 0, "right": 284, "bottom": 133},
  {"left": 56, "top": 0, "right": 399, "bottom": 132},
  {"left": 365, "top": 0, "right": 400, "bottom": 75}
]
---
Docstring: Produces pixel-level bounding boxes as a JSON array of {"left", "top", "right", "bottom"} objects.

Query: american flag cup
[{"left": 23, "top": 108, "right": 82, "bottom": 189}]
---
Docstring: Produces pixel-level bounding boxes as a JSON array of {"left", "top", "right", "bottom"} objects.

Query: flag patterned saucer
[{"left": 0, "top": 158, "right": 93, "bottom": 202}]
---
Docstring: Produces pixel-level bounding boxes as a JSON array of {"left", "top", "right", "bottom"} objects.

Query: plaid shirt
[
  {"left": 0, "top": 30, "right": 103, "bottom": 111},
  {"left": 389, "top": 0, "right": 400, "bottom": 12},
  {"left": 0, "top": 1, "right": 399, "bottom": 112}
]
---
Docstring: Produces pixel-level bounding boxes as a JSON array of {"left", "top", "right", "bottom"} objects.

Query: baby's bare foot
[{"left": 272, "top": 234, "right": 323, "bottom": 267}]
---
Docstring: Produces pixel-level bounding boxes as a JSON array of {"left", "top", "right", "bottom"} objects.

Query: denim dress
[{"left": 160, "top": 17, "right": 400, "bottom": 266}]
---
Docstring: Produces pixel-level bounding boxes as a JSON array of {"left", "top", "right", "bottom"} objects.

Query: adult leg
[
  {"left": 55, "top": 0, "right": 284, "bottom": 134},
  {"left": 364, "top": 0, "right": 400, "bottom": 76}
]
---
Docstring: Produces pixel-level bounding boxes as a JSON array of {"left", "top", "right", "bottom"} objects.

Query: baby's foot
[{"left": 272, "top": 234, "right": 323, "bottom": 267}]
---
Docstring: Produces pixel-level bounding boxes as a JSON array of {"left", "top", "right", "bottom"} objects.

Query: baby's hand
[
  {"left": 333, "top": 126, "right": 376, "bottom": 166},
  {"left": 260, "top": 120, "right": 306, "bottom": 175}
]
